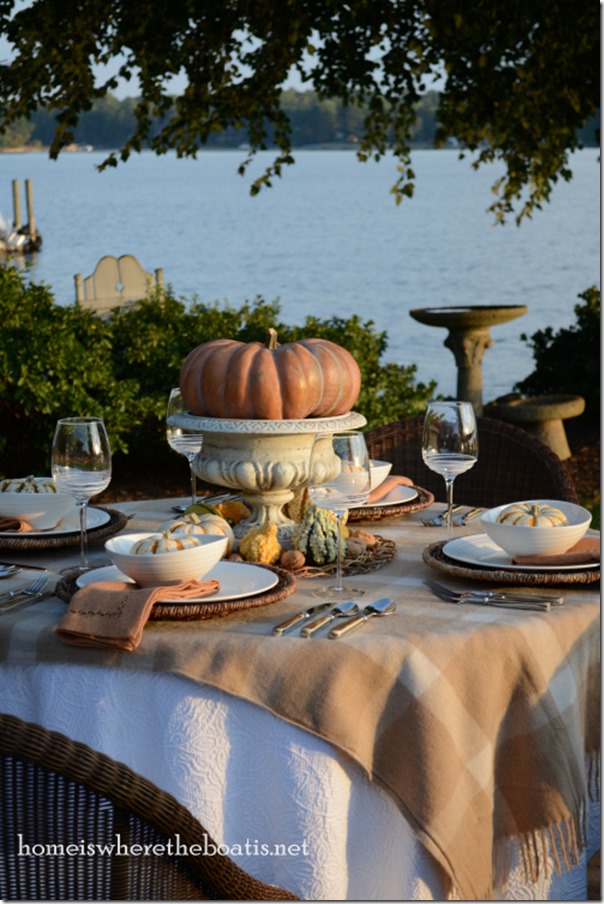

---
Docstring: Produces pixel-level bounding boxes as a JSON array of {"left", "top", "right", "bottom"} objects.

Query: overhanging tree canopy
[{"left": 0, "top": 0, "right": 598, "bottom": 222}]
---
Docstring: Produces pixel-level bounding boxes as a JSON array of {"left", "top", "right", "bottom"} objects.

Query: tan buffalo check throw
[{"left": 0, "top": 508, "right": 599, "bottom": 900}]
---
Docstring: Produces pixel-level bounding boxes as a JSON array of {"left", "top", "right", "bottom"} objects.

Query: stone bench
[{"left": 486, "top": 394, "right": 585, "bottom": 460}]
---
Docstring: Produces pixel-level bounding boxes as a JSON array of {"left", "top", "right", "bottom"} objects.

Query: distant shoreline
[
  {"left": 0, "top": 140, "right": 445, "bottom": 155},
  {"left": 0, "top": 144, "right": 93, "bottom": 154}
]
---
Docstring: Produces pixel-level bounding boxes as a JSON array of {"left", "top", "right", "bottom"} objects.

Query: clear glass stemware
[
  {"left": 307, "top": 431, "right": 371, "bottom": 600},
  {"left": 51, "top": 417, "right": 112, "bottom": 571},
  {"left": 421, "top": 401, "right": 478, "bottom": 537},
  {"left": 166, "top": 388, "right": 203, "bottom": 507}
]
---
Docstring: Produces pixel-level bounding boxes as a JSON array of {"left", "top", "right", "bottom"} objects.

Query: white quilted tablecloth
[{"left": 0, "top": 659, "right": 598, "bottom": 900}]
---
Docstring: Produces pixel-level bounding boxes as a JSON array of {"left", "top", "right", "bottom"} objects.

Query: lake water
[{"left": 0, "top": 146, "right": 599, "bottom": 400}]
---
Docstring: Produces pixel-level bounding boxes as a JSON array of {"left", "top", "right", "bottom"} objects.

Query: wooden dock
[{"left": 0, "top": 178, "right": 42, "bottom": 253}]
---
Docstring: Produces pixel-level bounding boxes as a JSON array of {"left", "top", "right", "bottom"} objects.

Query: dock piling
[
  {"left": 25, "top": 179, "right": 35, "bottom": 237},
  {"left": 11, "top": 179, "right": 21, "bottom": 229}
]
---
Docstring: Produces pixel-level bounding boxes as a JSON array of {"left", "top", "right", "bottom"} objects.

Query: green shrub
[
  {"left": 515, "top": 286, "right": 600, "bottom": 418},
  {"left": 0, "top": 264, "right": 436, "bottom": 478}
]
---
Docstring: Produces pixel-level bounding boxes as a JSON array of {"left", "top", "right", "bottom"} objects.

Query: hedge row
[{"left": 0, "top": 264, "right": 437, "bottom": 477}]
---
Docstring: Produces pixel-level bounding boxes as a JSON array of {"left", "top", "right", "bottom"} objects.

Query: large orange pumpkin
[{"left": 180, "top": 328, "right": 361, "bottom": 420}]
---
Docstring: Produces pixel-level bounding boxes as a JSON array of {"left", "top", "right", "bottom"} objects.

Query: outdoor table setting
[
  {"left": 0, "top": 482, "right": 599, "bottom": 900},
  {"left": 0, "top": 353, "right": 599, "bottom": 900}
]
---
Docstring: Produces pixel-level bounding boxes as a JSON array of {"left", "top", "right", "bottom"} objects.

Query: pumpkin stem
[{"left": 267, "top": 328, "right": 279, "bottom": 350}]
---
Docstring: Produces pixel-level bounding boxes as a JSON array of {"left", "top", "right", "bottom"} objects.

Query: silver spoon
[
  {"left": 301, "top": 601, "right": 359, "bottom": 637},
  {"left": 329, "top": 598, "right": 396, "bottom": 638},
  {"left": 0, "top": 565, "right": 21, "bottom": 578}
]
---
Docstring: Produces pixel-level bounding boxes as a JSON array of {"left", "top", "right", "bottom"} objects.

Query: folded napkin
[
  {"left": 0, "top": 517, "right": 34, "bottom": 533},
  {"left": 367, "top": 474, "right": 414, "bottom": 505},
  {"left": 56, "top": 577, "right": 221, "bottom": 652},
  {"left": 512, "top": 536, "right": 600, "bottom": 567}
]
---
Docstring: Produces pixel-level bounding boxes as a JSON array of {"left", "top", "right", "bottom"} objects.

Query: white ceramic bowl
[
  {"left": 480, "top": 499, "right": 592, "bottom": 558},
  {"left": 104, "top": 532, "right": 228, "bottom": 587},
  {"left": 0, "top": 490, "right": 76, "bottom": 530},
  {"left": 369, "top": 459, "right": 393, "bottom": 491}
]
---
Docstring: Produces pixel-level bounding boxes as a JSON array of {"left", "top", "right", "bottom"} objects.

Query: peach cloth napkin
[
  {"left": 367, "top": 474, "right": 414, "bottom": 505},
  {"left": 0, "top": 518, "right": 34, "bottom": 533},
  {"left": 56, "top": 578, "right": 221, "bottom": 651},
  {"left": 512, "top": 536, "right": 600, "bottom": 567}
]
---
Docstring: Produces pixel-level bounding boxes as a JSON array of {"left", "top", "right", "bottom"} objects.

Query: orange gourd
[{"left": 179, "top": 328, "right": 361, "bottom": 420}]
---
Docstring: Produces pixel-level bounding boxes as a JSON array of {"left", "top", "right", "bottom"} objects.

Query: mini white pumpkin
[
  {"left": 130, "top": 531, "right": 202, "bottom": 554},
  {"left": 0, "top": 475, "right": 58, "bottom": 494},
  {"left": 497, "top": 502, "right": 568, "bottom": 527},
  {"left": 161, "top": 512, "right": 235, "bottom": 556}
]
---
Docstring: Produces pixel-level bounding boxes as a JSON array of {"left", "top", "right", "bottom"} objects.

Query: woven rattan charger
[
  {"left": 0, "top": 506, "right": 127, "bottom": 551},
  {"left": 347, "top": 485, "right": 434, "bottom": 522},
  {"left": 55, "top": 562, "right": 298, "bottom": 621},
  {"left": 423, "top": 540, "right": 600, "bottom": 585}
]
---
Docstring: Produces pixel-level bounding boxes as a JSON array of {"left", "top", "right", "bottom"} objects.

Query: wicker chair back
[
  {"left": 365, "top": 415, "right": 578, "bottom": 507},
  {"left": 0, "top": 713, "right": 297, "bottom": 901}
]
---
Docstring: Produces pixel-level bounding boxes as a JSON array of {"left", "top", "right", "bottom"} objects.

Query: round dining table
[{"left": 0, "top": 496, "right": 599, "bottom": 901}]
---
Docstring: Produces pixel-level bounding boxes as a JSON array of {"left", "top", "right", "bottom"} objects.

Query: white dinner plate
[
  {"left": 76, "top": 560, "right": 279, "bottom": 602},
  {"left": 0, "top": 506, "right": 110, "bottom": 538},
  {"left": 443, "top": 533, "right": 600, "bottom": 573},
  {"left": 358, "top": 484, "right": 418, "bottom": 509}
]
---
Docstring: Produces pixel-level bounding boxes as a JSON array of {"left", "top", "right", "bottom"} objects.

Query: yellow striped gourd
[{"left": 497, "top": 502, "right": 568, "bottom": 527}]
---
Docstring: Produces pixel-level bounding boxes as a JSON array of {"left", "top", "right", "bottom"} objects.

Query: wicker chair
[
  {"left": 365, "top": 415, "right": 578, "bottom": 508},
  {"left": 0, "top": 713, "right": 298, "bottom": 901}
]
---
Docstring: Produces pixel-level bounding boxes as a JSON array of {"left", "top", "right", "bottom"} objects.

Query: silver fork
[
  {"left": 453, "top": 507, "right": 484, "bottom": 525},
  {"left": 423, "top": 578, "right": 557, "bottom": 611},
  {"left": 421, "top": 505, "right": 464, "bottom": 527},
  {"left": 0, "top": 576, "right": 49, "bottom": 608},
  {"left": 171, "top": 492, "right": 242, "bottom": 514},
  {"left": 424, "top": 577, "right": 563, "bottom": 606}
]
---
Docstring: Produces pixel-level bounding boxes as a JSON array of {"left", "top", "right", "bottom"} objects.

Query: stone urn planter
[{"left": 168, "top": 410, "right": 367, "bottom": 536}]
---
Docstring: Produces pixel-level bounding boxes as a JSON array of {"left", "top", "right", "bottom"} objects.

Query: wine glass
[
  {"left": 421, "top": 401, "right": 478, "bottom": 537},
  {"left": 51, "top": 417, "right": 112, "bottom": 572},
  {"left": 166, "top": 388, "right": 202, "bottom": 507},
  {"left": 307, "top": 431, "right": 371, "bottom": 600}
]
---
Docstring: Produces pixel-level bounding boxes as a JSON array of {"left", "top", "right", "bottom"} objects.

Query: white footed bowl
[
  {"left": 369, "top": 460, "right": 393, "bottom": 491},
  {"left": 169, "top": 411, "right": 367, "bottom": 532},
  {"left": 105, "top": 532, "right": 228, "bottom": 587},
  {"left": 480, "top": 499, "right": 592, "bottom": 558},
  {"left": 0, "top": 491, "right": 76, "bottom": 530}
]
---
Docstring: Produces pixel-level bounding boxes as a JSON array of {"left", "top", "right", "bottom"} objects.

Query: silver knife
[
  {"left": 460, "top": 595, "right": 551, "bottom": 611},
  {"left": 329, "top": 598, "right": 396, "bottom": 638},
  {"left": 0, "top": 561, "right": 49, "bottom": 572},
  {"left": 464, "top": 590, "right": 562, "bottom": 606},
  {"left": 0, "top": 590, "right": 53, "bottom": 614},
  {"left": 273, "top": 602, "right": 333, "bottom": 635}
]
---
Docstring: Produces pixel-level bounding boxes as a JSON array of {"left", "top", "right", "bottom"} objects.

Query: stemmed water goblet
[
  {"left": 166, "top": 388, "right": 203, "bottom": 507},
  {"left": 51, "top": 417, "right": 112, "bottom": 572},
  {"left": 307, "top": 431, "right": 371, "bottom": 600},
  {"left": 421, "top": 401, "right": 478, "bottom": 537}
]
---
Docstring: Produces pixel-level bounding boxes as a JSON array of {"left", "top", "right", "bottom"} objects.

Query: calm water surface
[{"left": 0, "top": 147, "right": 599, "bottom": 400}]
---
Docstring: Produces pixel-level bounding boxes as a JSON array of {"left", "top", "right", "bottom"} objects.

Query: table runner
[{"left": 0, "top": 499, "right": 599, "bottom": 900}]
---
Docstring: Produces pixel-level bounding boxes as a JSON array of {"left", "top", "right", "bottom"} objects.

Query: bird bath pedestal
[
  {"left": 168, "top": 410, "right": 367, "bottom": 538},
  {"left": 410, "top": 305, "right": 528, "bottom": 415}
]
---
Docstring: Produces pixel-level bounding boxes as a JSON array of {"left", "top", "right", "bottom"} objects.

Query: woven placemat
[
  {"left": 296, "top": 534, "right": 396, "bottom": 579},
  {"left": 423, "top": 540, "right": 600, "bottom": 585},
  {"left": 55, "top": 563, "right": 297, "bottom": 621},
  {"left": 0, "top": 507, "right": 128, "bottom": 552},
  {"left": 347, "top": 486, "right": 434, "bottom": 522}
]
